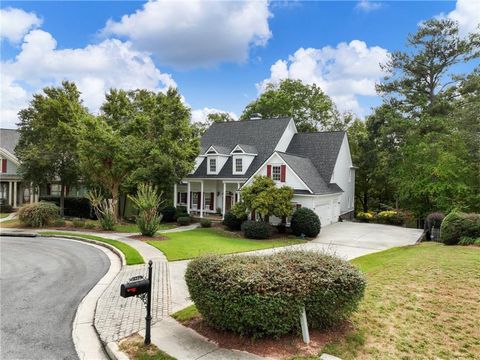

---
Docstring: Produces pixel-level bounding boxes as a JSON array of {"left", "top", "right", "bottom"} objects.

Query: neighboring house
[
  {"left": 0, "top": 128, "right": 86, "bottom": 208},
  {"left": 175, "top": 117, "right": 356, "bottom": 226},
  {"left": 0, "top": 129, "right": 39, "bottom": 207}
]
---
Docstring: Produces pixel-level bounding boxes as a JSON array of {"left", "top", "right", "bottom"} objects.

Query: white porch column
[
  {"left": 8, "top": 181, "right": 12, "bottom": 205},
  {"left": 222, "top": 181, "right": 226, "bottom": 219},
  {"left": 173, "top": 183, "right": 178, "bottom": 208},
  {"left": 34, "top": 187, "right": 39, "bottom": 203},
  {"left": 29, "top": 183, "right": 33, "bottom": 204},
  {"left": 13, "top": 181, "right": 17, "bottom": 208},
  {"left": 186, "top": 181, "right": 191, "bottom": 214},
  {"left": 237, "top": 182, "right": 241, "bottom": 204},
  {"left": 200, "top": 180, "right": 204, "bottom": 218}
]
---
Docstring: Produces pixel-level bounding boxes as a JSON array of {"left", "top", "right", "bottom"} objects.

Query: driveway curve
[{"left": 1, "top": 236, "right": 109, "bottom": 360}]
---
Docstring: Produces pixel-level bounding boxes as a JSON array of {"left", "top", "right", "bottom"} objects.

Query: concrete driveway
[{"left": 243, "top": 221, "right": 423, "bottom": 260}]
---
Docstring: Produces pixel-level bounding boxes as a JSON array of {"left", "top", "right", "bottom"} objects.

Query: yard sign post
[
  {"left": 300, "top": 306, "right": 310, "bottom": 344},
  {"left": 120, "top": 260, "right": 153, "bottom": 345}
]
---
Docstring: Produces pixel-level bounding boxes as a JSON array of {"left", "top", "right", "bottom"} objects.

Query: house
[
  {"left": 174, "top": 117, "right": 356, "bottom": 226},
  {"left": 0, "top": 129, "right": 39, "bottom": 207},
  {"left": 0, "top": 128, "right": 87, "bottom": 208}
]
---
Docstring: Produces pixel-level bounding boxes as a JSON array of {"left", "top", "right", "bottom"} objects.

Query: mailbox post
[{"left": 120, "top": 260, "right": 153, "bottom": 345}]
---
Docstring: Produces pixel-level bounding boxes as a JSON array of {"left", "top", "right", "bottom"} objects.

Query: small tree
[
  {"left": 128, "top": 183, "right": 165, "bottom": 236},
  {"left": 86, "top": 189, "right": 116, "bottom": 230},
  {"left": 240, "top": 176, "right": 293, "bottom": 222}
]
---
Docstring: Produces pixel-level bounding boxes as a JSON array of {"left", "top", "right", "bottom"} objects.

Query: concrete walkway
[{"left": 0, "top": 213, "right": 16, "bottom": 223}]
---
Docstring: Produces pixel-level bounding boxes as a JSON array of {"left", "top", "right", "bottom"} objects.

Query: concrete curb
[
  {"left": 106, "top": 342, "right": 129, "bottom": 360},
  {"left": 0, "top": 231, "right": 37, "bottom": 237},
  {"left": 39, "top": 233, "right": 127, "bottom": 266}
]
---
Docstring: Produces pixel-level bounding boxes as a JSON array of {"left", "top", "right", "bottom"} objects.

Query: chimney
[{"left": 250, "top": 113, "right": 262, "bottom": 120}]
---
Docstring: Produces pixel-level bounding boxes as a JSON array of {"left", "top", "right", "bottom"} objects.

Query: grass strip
[{"left": 41, "top": 231, "right": 144, "bottom": 265}]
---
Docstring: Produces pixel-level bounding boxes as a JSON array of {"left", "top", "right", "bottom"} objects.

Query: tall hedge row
[
  {"left": 185, "top": 251, "right": 366, "bottom": 338},
  {"left": 440, "top": 211, "right": 480, "bottom": 245}
]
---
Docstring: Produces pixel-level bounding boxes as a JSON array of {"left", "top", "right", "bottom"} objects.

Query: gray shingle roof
[
  {"left": 0, "top": 129, "right": 20, "bottom": 156},
  {"left": 286, "top": 132, "right": 345, "bottom": 183},
  {"left": 277, "top": 152, "right": 342, "bottom": 195},
  {"left": 188, "top": 117, "right": 291, "bottom": 179},
  {"left": 235, "top": 144, "right": 258, "bottom": 154}
]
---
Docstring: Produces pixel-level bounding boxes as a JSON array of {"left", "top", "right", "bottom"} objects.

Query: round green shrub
[
  {"left": 161, "top": 206, "right": 177, "bottom": 222},
  {"left": 185, "top": 251, "right": 366, "bottom": 338},
  {"left": 177, "top": 216, "right": 191, "bottom": 226},
  {"left": 440, "top": 211, "right": 480, "bottom": 245},
  {"left": 72, "top": 218, "right": 86, "bottom": 228},
  {"left": 291, "top": 208, "right": 321, "bottom": 238},
  {"left": 18, "top": 201, "right": 59, "bottom": 227},
  {"left": 241, "top": 220, "right": 272, "bottom": 239},
  {"left": 200, "top": 219, "right": 212, "bottom": 228},
  {"left": 52, "top": 218, "right": 66, "bottom": 227},
  {"left": 223, "top": 211, "right": 245, "bottom": 230}
]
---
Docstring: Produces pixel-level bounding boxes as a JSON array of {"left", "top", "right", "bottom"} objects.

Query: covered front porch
[
  {"left": 0, "top": 176, "right": 40, "bottom": 208},
  {"left": 173, "top": 179, "right": 245, "bottom": 218}
]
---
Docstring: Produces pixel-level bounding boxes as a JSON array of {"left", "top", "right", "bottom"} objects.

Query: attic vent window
[
  {"left": 249, "top": 113, "right": 262, "bottom": 120},
  {"left": 232, "top": 149, "right": 243, "bottom": 154},
  {"left": 206, "top": 150, "right": 216, "bottom": 154}
]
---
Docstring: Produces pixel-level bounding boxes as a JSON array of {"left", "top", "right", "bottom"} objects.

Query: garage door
[{"left": 315, "top": 204, "right": 332, "bottom": 226}]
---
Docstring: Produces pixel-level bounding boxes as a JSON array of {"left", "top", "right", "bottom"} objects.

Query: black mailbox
[{"left": 120, "top": 279, "right": 150, "bottom": 298}]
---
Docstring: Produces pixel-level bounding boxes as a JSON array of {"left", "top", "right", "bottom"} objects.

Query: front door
[{"left": 225, "top": 196, "right": 232, "bottom": 212}]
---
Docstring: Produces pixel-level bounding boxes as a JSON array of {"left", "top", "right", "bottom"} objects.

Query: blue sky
[{"left": 1, "top": 0, "right": 478, "bottom": 128}]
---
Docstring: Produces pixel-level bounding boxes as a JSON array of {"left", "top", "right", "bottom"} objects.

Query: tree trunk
[
  {"left": 363, "top": 191, "right": 369, "bottom": 212},
  {"left": 60, "top": 184, "right": 65, "bottom": 217},
  {"left": 111, "top": 182, "right": 120, "bottom": 222}
]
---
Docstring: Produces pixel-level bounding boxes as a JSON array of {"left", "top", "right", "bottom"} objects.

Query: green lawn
[
  {"left": 0, "top": 213, "right": 11, "bottom": 219},
  {"left": 316, "top": 242, "right": 480, "bottom": 359},
  {"left": 92, "top": 221, "right": 177, "bottom": 233},
  {"left": 147, "top": 228, "right": 305, "bottom": 261},
  {"left": 41, "top": 231, "right": 144, "bottom": 265}
]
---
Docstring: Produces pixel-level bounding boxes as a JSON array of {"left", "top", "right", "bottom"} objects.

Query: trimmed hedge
[
  {"left": 200, "top": 219, "right": 212, "bottom": 228},
  {"left": 0, "top": 203, "right": 13, "bottom": 213},
  {"left": 161, "top": 206, "right": 177, "bottom": 222},
  {"left": 440, "top": 211, "right": 480, "bottom": 245},
  {"left": 241, "top": 220, "right": 272, "bottom": 239},
  {"left": 72, "top": 218, "right": 86, "bottom": 228},
  {"left": 186, "top": 251, "right": 366, "bottom": 338},
  {"left": 291, "top": 208, "right": 321, "bottom": 238},
  {"left": 18, "top": 201, "right": 59, "bottom": 227},
  {"left": 39, "top": 196, "right": 94, "bottom": 219},
  {"left": 177, "top": 216, "right": 191, "bottom": 226},
  {"left": 223, "top": 211, "right": 245, "bottom": 231}
]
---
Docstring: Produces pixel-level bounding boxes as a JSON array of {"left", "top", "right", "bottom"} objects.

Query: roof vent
[{"left": 249, "top": 113, "right": 262, "bottom": 120}]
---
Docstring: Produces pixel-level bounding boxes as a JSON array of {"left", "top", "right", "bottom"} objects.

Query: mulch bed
[
  {"left": 181, "top": 315, "right": 351, "bottom": 359},
  {"left": 128, "top": 234, "right": 168, "bottom": 241}
]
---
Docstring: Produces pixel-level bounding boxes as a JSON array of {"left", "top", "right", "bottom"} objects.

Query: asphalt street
[{"left": 1, "top": 236, "right": 109, "bottom": 360}]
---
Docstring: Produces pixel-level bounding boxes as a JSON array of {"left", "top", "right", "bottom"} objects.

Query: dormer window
[
  {"left": 209, "top": 158, "right": 217, "bottom": 173},
  {"left": 235, "top": 158, "right": 243, "bottom": 173}
]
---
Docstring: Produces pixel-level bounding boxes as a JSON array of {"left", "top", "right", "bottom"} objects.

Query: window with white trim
[
  {"left": 235, "top": 158, "right": 243, "bottom": 173},
  {"left": 272, "top": 165, "right": 281, "bottom": 181},
  {"left": 209, "top": 158, "right": 216, "bottom": 173},
  {"left": 50, "top": 184, "right": 61, "bottom": 196},
  {"left": 204, "top": 195, "right": 211, "bottom": 208}
]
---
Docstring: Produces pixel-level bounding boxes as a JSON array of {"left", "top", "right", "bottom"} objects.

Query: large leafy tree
[
  {"left": 241, "top": 79, "right": 350, "bottom": 132},
  {"left": 377, "top": 18, "right": 479, "bottom": 116},
  {"left": 16, "top": 81, "right": 87, "bottom": 216},
  {"left": 79, "top": 87, "right": 199, "bottom": 219}
]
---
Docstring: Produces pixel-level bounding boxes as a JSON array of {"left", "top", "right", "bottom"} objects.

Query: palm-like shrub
[
  {"left": 86, "top": 189, "right": 116, "bottom": 230},
  {"left": 128, "top": 183, "right": 165, "bottom": 237},
  {"left": 18, "top": 201, "right": 59, "bottom": 227}
]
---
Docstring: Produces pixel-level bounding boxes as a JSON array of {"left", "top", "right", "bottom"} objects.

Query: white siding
[
  {"left": 243, "top": 153, "right": 310, "bottom": 192},
  {"left": 330, "top": 134, "right": 355, "bottom": 215},
  {"left": 275, "top": 119, "right": 297, "bottom": 152}
]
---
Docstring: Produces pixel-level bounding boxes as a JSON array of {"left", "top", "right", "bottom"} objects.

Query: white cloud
[
  {"left": 1, "top": 29, "right": 176, "bottom": 128},
  {"left": 0, "top": 7, "right": 42, "bottom": 43},
  {"left": 258, "top": 40, "right": 390, "bottom": 116},
  {"left": 102, "top": 0, "right": 271, "bottom": 68},
  {"left": 355, "top": 0, "right": 382, "bottom": 13},
  {"left": 442, "top": 0, "right": 480, "bottom": 35},
  {"left": 191, "top": 107, "right": 238, "bottom": 124}
]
